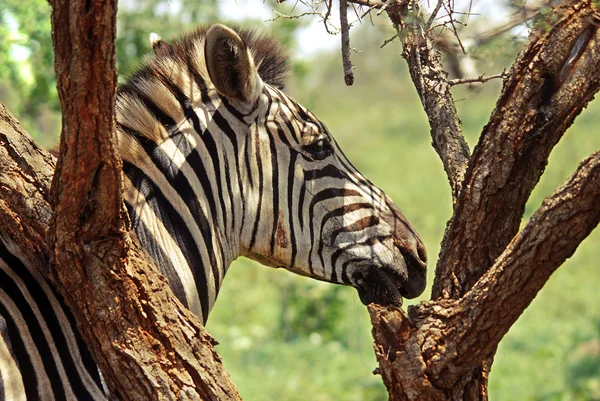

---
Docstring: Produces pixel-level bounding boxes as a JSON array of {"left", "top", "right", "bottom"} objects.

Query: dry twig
[
  {"left": 426, "top": 0, "right": 446, "bottom": 30},
  {"left": 380, "top": 32, "right": 400, "bottom": 48},
  {"left": 448, "top": 71, "right": 507, "bottom": 86},
  {"left": 340, "top": 0, "right": 354, "bottom": 85}
]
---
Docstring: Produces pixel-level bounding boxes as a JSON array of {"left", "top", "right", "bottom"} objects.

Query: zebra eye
[{"left": 303, "top": 139, "right": 332, "bottom": 160}]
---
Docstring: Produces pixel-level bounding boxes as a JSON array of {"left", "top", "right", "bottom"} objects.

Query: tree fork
[
  {"left": 369, "top": 149, "right": 600, "bottom": 400},
  {"left": 433, "top": 0, "right": 600, "bottom": 301},
  {"left": 363, "top": 1, "right": 600, "bottom": 400}
]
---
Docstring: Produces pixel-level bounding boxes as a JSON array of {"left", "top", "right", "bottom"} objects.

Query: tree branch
[
  {"left": 1, "top": 99, "right": 242, "bottom": 401},
  {"left": 369, "top": 304, "right": 446, "bottom": 401},
  {"left": 347, "top": 0, "right": 387, "bottom": 8},
  {"left": 363, "top": 2, "right": 600, "bottom": 399},
  {"left": 386, "top": 0, "right": 471, "bottom": 202},
  {"left": 433, "top": 0, "right": 600, "bottom": 300},
  {"left": 473, "top": 1, "right": 553, "bottom": 47},
  {"left": 447, "top": 72, "right": 506, "bottom": 86},
  {"left": 340, "top": 0, "right": 355, "bottom": 85},
  {"left": 419, "top": 150, "right": 600, "bottom": 385},
  {"left": 425, "top": 0, "right": 445, "bottom": 31},
  {"left": 45, "top": 1, "right": 241, "bottom": 399},
  {"left": 369, "top": 150, "right": 600, "bottom": 398},
  {"left": 0, "top": 103, "right": 54, "bottom": 275}
]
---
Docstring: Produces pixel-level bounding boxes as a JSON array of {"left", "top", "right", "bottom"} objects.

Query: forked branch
[
  {"left": 365, "top": 1, "right": 600, "bottom": 399},
  {"left": 434, "top": 1, "right": 600, "bottom": 300},
  {"left": 369, "top": 150, "right": 600, "bottom": 398},
  {"left": 420, "top": 150, "right": 600, "bottom": 385},
  {"left": 386, "top": 0, "right": 471, "bottom": 201}
]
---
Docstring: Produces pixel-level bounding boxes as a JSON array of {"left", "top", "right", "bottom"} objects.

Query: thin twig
[
  {"left": 346, "top": 0, "right": 386, "bottom": 9},
  {"left": 291, "top": 0, "right": 301, "bottom": 13},
  {"left": 475, "top": 1, "right": 551, "bottom": 46},
  {"left": 442, "top": 2, "right": 466, "bottom": 53},
  {"left": 426, "top": 0, "right": 445, "bottom": 30},
  {"left": 351, "top": 2, "right": 362, "bottom": 25},
  {"left": 367, "top": 5, "right": 375, "bottom": 25},
  {"left": 267, "top": 10, "right": 323, "bottom": 21},
  {"left": 323, "top": 0, "right": 335, "bottom": 34},
  {"left": 380, "top": 33, "right": 400, "bottom": 48},
  {"left": 448, "top": 72, "right": 507, "bottom": 86},
  {"left": 465, "top": 0, "right": 473, "bottom": 24},
  {"left": 359, "top": 4, "right": 377, "bottom": 20},
  {"left": 340, "top": 0, "right": 354, "bottom": 85}
]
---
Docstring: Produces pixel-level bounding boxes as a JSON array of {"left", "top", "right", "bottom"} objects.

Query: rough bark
[
  {"left": 0, "top": 105, "right": 243, "bottom": 400},
  {"left": 344, "top": 1, "right": 472, "bottom": 201},
  {"left": 1, "top": 103, "right": 240, "bottom": 401},
  {"left": 421, "top": 152, "right": 600, "bottom": 380},
  {"left": 340, "top": 0, "right": 355, "bottom": 85},
  {"left": 391, "top": 1, "right": 471, "bottom": 202},
  {"left": 433, "top": 0, "right": 600, "bottom": 300},
  {"left": 370, "top": 150, "right": 600, "bottom": 400},
  {"left": 0, "top": 104, "right": 55, "bottom": 272}
]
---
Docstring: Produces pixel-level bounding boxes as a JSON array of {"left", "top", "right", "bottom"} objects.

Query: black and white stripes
[
  {"left": 0, "top": 23, "right": 427, "bottom": 399},
  {"left": 0, "top": 240, "right": 110, "bottom": 400}
]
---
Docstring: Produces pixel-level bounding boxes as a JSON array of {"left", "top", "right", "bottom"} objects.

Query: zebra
[{"left": 0, "top": 24, "right": 427, "bottom": 400}]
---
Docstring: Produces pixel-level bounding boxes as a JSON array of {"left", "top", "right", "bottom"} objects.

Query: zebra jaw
[
  {"left": 350, "top": 258, "right": 413, "bottom": 308},
  {"left": 246, "top": 248, "right": 422, "bottom": 307}
]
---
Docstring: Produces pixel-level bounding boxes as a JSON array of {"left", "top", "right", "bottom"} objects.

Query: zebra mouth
[
  {"left": 355, "top": 266, "right": 404, "bottom": 307},
  {"left": 354, "top": 250, "right": 426, "bottom": 307}
]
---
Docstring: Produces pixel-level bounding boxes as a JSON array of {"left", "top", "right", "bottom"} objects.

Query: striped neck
[{"left": 120, "top": 89, "right": 255, "bottom": 323}]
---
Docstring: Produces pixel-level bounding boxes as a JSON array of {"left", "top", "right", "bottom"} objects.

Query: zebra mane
[
  {"left": 116, "top": 25, "right": 290, "bottom": 149},
  {"left": 119, "top": 25, "right": 290, "bottom": 95}
]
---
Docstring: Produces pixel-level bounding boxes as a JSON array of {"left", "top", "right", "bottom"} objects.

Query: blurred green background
[{"left": 1, "top": 1, "right": 598, "bottom": 400}]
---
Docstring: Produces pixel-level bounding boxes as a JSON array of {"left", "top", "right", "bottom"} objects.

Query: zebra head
[
  {"left": 202, "top": 25, "right": 428, "bottom": 306},
  {"left": 118, "top": 24, "right": 427, "bottom": 322}
]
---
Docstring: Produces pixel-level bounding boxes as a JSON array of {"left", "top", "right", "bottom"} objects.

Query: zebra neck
[
  {"left": 121, "top": 128, "right": 240, "bottom": 323},
  {"left": 116, "top": 82, "right": 257, "bottom": 323}
]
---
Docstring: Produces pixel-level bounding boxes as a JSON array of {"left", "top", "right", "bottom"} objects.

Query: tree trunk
[{"left": 0, "top": 104, "right": 242, "bottom": 400}]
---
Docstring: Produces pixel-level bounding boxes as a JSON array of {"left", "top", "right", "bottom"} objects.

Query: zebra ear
[
  {"left": 150, "top": 32, "right": 172, "bottom": 57},
  {"left": 205, "top": 24, "right": 261, "bottom": 104}
]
